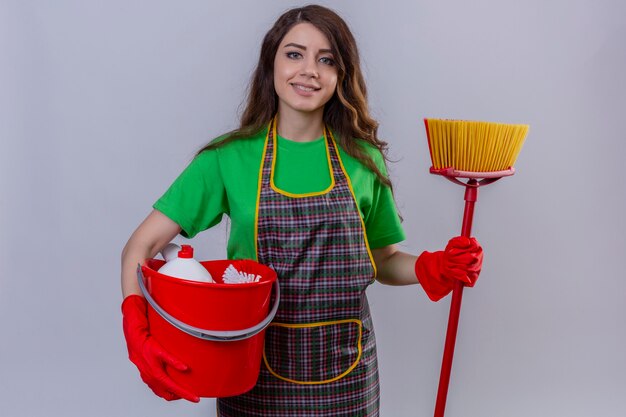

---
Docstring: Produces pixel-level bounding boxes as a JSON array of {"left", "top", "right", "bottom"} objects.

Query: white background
[{"left": 1, "top": 1, "right": 625, "bottom": 416}]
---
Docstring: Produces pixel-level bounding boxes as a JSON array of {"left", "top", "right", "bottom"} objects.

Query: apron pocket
[{"left": 263, "top": 319, "right": 363, "bottom": 385}]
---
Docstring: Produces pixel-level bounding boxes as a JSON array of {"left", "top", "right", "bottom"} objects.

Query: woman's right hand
[{"left": 121, "top": 294, "right": 200, "bottom": 403}]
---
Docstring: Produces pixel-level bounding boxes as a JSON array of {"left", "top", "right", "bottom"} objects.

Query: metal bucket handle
[{"left": 137, "top": 264, "right": 280, "bottom": 342}]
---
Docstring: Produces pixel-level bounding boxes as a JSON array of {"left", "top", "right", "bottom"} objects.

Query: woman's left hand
[
  {"left": 371, "top": 237, "right": 483, "bottom": 301},
  {"left": 413, "top": 236, "right": 483, "bottom": 301},
  {"left": 441, "top": 236, "right": 483, "bottom": 287}
]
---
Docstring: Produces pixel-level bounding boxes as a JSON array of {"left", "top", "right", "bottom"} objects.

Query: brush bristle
[{"left": 424, "top": 119, "right": 529, "bottom": 172}]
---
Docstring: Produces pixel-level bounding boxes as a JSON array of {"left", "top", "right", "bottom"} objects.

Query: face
[{"left": 273, "top": 23, "right": 338, "bottom": 117}]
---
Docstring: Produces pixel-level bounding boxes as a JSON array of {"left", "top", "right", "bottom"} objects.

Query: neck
[{"left": 276, "top": 107, "right": 325, "bottom": 142}]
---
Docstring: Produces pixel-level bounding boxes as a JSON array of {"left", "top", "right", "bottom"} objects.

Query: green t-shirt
[
  {"left": 274, "top": 134, "right": 331, "bottom": 193},
  {"left": 154, "top": 128, "right": 406, "bottom": 260}
]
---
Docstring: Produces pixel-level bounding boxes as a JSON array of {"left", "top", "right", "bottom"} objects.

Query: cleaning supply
[
  {"left": 223, "top": 263, "right": 262, "bottom": 284},
  {"left": 158, "top": 244, "right": 214, "bottom": 283},
  {"left": 425, "top": 119, "right": 528, "bottom": 176},
  {"left": 161, "top": 242, "right": 182, "bottom": 262},
  {"left": 423, "top": 118, "right": 528, "bottom": 417},
  {"left": 137, "top": 259, "right": 280, "bottom": 397}
]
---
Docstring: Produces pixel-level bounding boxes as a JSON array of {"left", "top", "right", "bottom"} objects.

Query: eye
[
  {"left": 319, "top": 56, "right": 335, "bottom": 66},
  {"left": 286, "top": 51, "right": 302, "bottom": 60}
]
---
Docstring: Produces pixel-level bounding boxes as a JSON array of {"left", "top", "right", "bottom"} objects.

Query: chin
[
  {"left": 295, "top": 105, "right": 325, "bottom": 113},
  {"left": 284, "top": 101, "right": 326, "bottom": 114}
]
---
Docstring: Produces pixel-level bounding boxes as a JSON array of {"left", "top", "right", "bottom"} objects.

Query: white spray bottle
[{"left": 158, "top": 243, "right": 214, "bottom": 283}]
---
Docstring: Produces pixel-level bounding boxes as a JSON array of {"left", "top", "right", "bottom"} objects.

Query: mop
[{"left": 423, "top": 118, "right": 529, "bottom": 417}]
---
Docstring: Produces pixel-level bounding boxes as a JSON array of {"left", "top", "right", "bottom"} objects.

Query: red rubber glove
[
  {"left": 121, "top": 294, "right": 200, "bottom": 402},
  {"left": 414, "top": 236, "right": 483, "bottom": 302}
]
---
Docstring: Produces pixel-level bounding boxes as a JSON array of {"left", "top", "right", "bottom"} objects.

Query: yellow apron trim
[
  {"left": 262, "top": 319, "right": 363, "bottom": 385},
  {"left": 328, "top": 130, "right": 378, "bottom": 279},
  {"left": 269, "top": 118, "right": 335, "bottom": 198},
  {"left": 253, "top": 126, "right": 271, "bottom": 262}
]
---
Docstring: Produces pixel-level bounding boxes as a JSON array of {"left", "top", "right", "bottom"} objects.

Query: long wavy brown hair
[{"left": 198, "top": 4, "right": 392, "bottom": 187}]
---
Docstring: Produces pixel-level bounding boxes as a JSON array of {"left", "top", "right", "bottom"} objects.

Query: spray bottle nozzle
[{"left": 178, "top": 245, "right": 194, "bottom": 258}]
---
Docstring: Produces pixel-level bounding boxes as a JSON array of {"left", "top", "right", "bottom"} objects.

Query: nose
[{"left": 300, "top": 56, "right": 319, "bottom": 78}]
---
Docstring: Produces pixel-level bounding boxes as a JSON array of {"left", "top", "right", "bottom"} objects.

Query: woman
[{"left": 120, "top": 5, "right": 482, "bottom": 416}]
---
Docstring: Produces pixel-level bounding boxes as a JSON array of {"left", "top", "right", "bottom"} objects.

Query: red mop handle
[{"left": 433, "top": 181, "right": 478, "bottom": 417}]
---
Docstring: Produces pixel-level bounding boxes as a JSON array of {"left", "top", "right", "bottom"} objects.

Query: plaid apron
[{"left": 217, "top": 120, "right": 379, "bottom": 416}]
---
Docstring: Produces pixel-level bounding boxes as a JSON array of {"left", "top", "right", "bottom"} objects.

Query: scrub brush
[
  {"left": 222, "top": 264, "right": 262, "bottom": 284},
  {"left": 423, "top": 118, "right": 529, "bottom": 417}
]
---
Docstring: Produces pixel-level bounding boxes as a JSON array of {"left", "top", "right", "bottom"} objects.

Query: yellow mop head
[{"left": 424, "top": 119, "right": 529, "bottom": 174}]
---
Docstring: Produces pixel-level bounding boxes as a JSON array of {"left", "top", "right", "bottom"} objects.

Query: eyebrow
[{"left": 283, "top": 42, "right": 333, "bottom": 54}]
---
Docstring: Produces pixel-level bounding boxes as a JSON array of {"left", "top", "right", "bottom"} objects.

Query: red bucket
[{"left": 137, "top": 259, "right": 279, "bottom": 398}]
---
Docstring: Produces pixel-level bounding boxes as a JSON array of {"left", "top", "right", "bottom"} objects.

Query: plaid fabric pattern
[
  {"left": 263, "top": 320, "right": 362, "bottom": 383},
  {"left": 218, "top": 125, "right": 379, "bottom": 416}
]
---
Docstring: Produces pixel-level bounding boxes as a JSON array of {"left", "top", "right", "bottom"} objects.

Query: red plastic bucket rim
[{"left": 143, "top": 259, "right": 277, "bottom": 288}]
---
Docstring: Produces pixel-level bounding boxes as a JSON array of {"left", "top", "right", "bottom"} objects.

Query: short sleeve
[
  {"left": 362, "top": 148, "right": 406, "bottom": 249},
  {"left": 153, "top": 150, "right": 228, "bottom": 239}
]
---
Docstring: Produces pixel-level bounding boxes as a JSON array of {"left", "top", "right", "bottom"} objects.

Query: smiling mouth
[{"left": 291, "top": 83, "right": 320, "bottom": 92}]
